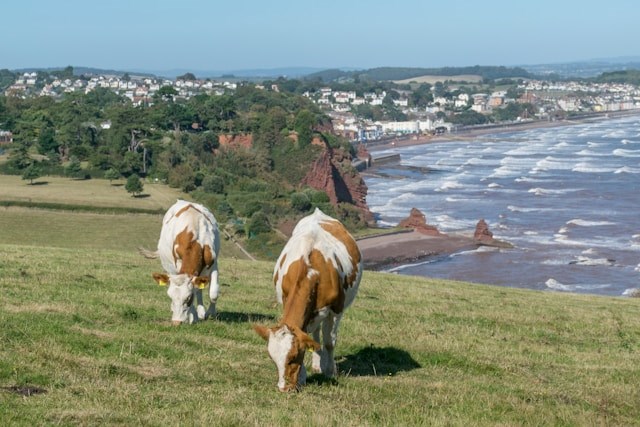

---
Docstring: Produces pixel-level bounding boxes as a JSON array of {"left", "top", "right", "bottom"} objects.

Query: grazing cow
[
  {"left": 140, "top": 200, "right": 220, "bottom": 325},
  {"left": 253, "top": 208, "right": 362, "bottom": 392}
]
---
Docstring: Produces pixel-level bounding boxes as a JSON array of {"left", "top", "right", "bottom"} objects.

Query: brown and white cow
[
  {"left": 253, "top": 208, "right": 362, "bottom": 392},
  {"left": 141, "top": 200, "right": 220, "bottom": 325}
]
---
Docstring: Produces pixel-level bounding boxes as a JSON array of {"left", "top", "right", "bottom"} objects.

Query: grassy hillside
[{"left": 1, "top": 207, "right": 640, "bottom": 425}]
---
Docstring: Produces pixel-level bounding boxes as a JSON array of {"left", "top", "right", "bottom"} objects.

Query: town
[{"left": 3, "top": 67, "right": 640, "bottom": 145}]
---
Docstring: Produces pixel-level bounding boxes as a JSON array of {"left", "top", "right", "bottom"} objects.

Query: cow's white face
[
  {"left": 166, "top": 274, "right": 195, "bottom": 324},
  {"left": 254, "top": 324, "right": 320, "bottom": 392}
]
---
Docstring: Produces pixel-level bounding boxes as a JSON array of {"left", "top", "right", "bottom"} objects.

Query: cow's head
[
  {"left": 253, "top": 323, "right": 321, "bottom": 392},
  {"left": 152, "top": 272, "right": 210, "bottom": 325}
]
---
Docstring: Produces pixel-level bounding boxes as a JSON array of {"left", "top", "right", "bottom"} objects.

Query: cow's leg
[
  {"left": 321, "top": 314, "right": 342, "bottom": 378},
  {"left": 194, "top": 288, "right": 206, "bottom": 321},
  {"left": 311, "top": 328, "right": 322, "bottom": 373},
  {"left": 205, "top": 264, "right": 219, "bottom": 320}
]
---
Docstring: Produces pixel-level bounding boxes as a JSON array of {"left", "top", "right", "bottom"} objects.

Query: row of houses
[{"left": 6, "top": 72, "right": 238, "bottom": 106}]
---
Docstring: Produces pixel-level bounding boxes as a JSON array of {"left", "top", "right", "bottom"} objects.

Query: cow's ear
[
  {"left": 292, "top": 326, "right": 321, "bottom": 352},
  {"left": 192, "top": 276, "right": 210, "bottom": 289},
  {"left": 253, "top": 324, "right": 272, "bottom": 341},
  {"left": 152, "top": 273, "right": 169, "bottom": 286}
]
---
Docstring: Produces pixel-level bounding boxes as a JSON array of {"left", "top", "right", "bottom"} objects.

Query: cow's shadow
[
  {"left": 338, "top": 345, "right": 421, "bottom": 377},
  {"left": 215, "top": 311, "right": 276, "bottom": 324},
  {"left": 307, "top": 344, "right": 421, "bottom": 386}
]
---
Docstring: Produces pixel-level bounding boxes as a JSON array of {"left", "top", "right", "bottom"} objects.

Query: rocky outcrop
[
  {"left": 398, "top": 208, "right": 441, "bottom": 236},
  {"left": 473, "top": 219, "right": 493, "bottom": 243},
  {"left": 301, "top": 147, "right": 373, "bottom": 223},
  {"left": 473, "top": 219, "right": 513, "bottom": 248}
]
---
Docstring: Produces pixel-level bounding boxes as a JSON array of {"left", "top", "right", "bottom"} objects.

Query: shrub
[
  {"left": 245, "top": 211, "right": 272, "bottom": 237},
  {"left": 290, "top": 192, "right": 311, "bottom": 211},
  {"left": 202, "top": 175, "right": 225, "bottom": 194}
]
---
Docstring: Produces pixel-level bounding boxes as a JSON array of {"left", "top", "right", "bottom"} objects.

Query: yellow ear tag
[
  {"left": 197, "top": 283, "right": 206, "bottom": 290},
  {"left": 158, "top": 280, "right": 167, "bottom": 287}
]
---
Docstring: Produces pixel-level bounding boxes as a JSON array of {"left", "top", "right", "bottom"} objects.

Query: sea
[{"left": 364, "top": 114, "right": 640, "bottom": 297}]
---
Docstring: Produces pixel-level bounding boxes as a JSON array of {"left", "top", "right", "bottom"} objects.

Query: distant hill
[
  {"left": 594, "top": 69, "right": 640, "bottom": 85},
  {"left": 12, "top": 66, "right": 157, "bottom": 79},
  {"left": 522, "top": 57, "right": 640, "bottom": 78},
  {"left": 147, "top": 67, "right": 329, "bottom": 80},
  {"left": 305, "top": 66, "right": 533, "bottom": 82}
]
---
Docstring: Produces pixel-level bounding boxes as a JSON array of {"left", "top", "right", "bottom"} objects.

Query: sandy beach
[{"left": 357, "top": 229, "right": 479, "bottom": 270}]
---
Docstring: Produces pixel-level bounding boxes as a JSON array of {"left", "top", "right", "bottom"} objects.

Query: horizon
[{"left": 3, "top": 0, "right": 639, "bottom": 74}]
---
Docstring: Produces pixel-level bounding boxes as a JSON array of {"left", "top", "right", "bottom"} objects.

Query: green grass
[{"left": 1, "top": 181, "right": 640, "bottom": 425}]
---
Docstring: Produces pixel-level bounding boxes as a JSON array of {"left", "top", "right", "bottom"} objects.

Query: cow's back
[
  {"left": 274, "top": 208, "right": 362, "bottom": 308},
  {"left": 157, "top": 200, "right": 219, "bottom": 275}
]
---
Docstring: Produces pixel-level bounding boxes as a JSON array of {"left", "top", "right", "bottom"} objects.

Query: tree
[
  {"left": 294, "top": 109, "right": 315, "bottom": 148},
  {"left": 22, "top": 163, "right": 41, "bottom": 185},
  {"left": 104, "top": 168, "right": 120, "bottom": 184},
  {"left": 65, "top": 156, "right": 83, "bottom": 179},
  {"left": 125, "top": 174, "right": 144, "bottom": 197}
]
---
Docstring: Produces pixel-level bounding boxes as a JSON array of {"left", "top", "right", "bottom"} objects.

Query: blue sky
[{"left": 3, "top": 0, "right": 639, "bottom": 73}]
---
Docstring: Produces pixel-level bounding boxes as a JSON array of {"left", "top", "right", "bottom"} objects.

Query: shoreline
[
  {"left": 357, "top": 230, "right": 481, "bottom": 271},
  {"left": 364, "top": 109, "right": 640, "bottom": 153},
  {"left": 356, "top": 111, "right": 640, "bottom": 272}
]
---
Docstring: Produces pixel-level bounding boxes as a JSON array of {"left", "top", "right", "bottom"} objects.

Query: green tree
[
  {"left": 294, "top": 109, "right": 315, "bottom": 148},
  {"left": 125, "top": 174, "right": 144, "bottom": 197},
  {"left": 65, "top": 156, "right": 83, "bottom": 179},
  {"left": 104, "top": 168, "right": 120, "bottom": 184},
  {"left": 22, "top": 163, "right": 41, "bottom": 185}
]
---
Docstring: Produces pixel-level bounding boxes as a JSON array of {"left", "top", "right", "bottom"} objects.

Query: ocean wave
[
  {"left": 621, "top": 138, "right": 640, "bottom": 145},
  {"left": 507, "top": 205, "right": 558, "bottom": 213},
  {"left": 587, "top": 141, "right": 608, "bottom": 147},
  {"left": 433, "top": 214, "right": 477, "bottom": 231},
  {"left": 545, "top": 278, "right": 611, "bottom": 292},
  {"left": 566, "top": 219, "right": 616, "bottom": 227},
  {"left": 576, "top": 149, "right": 608, "bottom": 156},
  {"left": 528, "top": 187, "right": 580, "bottom": 196},
  {"left": 614, "top": 166, "right": 640, "bottom": 174},
  {"left": 569, "top": 256, "right": 616, "bottom": 266},
  {"left": 514, "top": 176, "right": 545, "bottom": 183},
  {"left": 612, "top": 148, "right": 640, "bottom": 157},
  {"left": 572, "top": 163, "right": 616, "bottom": 173},
  {"left": 535, "top": 156, "right": 575, "bottom": 170},
  {"left": 435, "top": 180, "right": 464, "bottom": 192},
  {"left": 464, "top": 157, "right": 498, "bottom": 166}
]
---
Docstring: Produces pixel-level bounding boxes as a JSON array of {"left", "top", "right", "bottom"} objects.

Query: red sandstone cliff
[{"left": 301, "top": 146, "right": 373, "bottom": 223}]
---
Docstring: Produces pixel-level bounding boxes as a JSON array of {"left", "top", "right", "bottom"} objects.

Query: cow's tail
[{"left": 138, "top": 247, "right": 159, "bottom": 259}]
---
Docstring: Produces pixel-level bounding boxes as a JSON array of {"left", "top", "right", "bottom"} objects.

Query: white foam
[
  {"left": 433, "top": 214, "right": 476, "bottom": 231},
  {"left": 576, "top": 149, "right": 607, "bottom": 156},
  {"left": 566, "top": 219, "right": 615, "bottom": 227},
  {"left": 613, "top": 148, "right": 640, "bottom": 157},
  {"left": 545, "top": 278, "right": 611, "bottom": 292},
  {"left": 614, "top": 166, "right": 640, "bottom": 174},
  {"left": 572, "top": 163, "right": 616, "bottom": 173},
  {"left": 535, "top": 156, "right": 575, "bottom": 170}
]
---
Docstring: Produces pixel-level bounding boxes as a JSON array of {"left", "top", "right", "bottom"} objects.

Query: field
[
  {"left": 393, "top": 74, "right": 483, "bottom": 85},
  {"left": 1, "top": 178, "right": 640, "bottom": 425}
]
